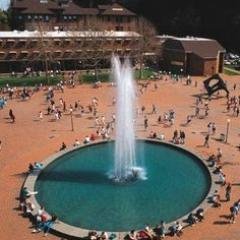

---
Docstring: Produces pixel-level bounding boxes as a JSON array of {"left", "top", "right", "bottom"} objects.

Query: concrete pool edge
[{"left": 23, "top": 139, "right": 219, "bottom": 239}]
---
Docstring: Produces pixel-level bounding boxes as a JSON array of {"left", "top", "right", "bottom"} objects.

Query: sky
[{"left": 0, "top": 0, "right": 10, "bottom": 10}]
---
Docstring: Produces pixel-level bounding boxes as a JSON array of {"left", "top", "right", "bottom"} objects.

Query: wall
[
  {"left": 203, "top": 58, "right": 218, "bottom": 76},
  {"left": 187, "top": 53, "right": 204, "bottom": 76},
  {"left": 13, "top": 14, "right": 138, "bottom": 32},
  {"left": 162, "top": 48, "right": 185, "bottom": 74}
]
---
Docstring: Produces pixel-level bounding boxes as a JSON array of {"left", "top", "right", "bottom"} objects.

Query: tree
[
  {"left": 36, "top": 22, "right": 60, "bottom": 83},
  {"left": 136, "top": 17, "right": 158, "bottom": 79},
  {"left": 0, "top": 10, "right": 9, "bottom": 30},
  {"left": 74, "top": 16, "right": 115, "bottom": 81}
]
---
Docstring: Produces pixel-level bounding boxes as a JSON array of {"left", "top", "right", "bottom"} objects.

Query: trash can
[{"left": 220, "top": 133, "right": 225, "bottom": 142}]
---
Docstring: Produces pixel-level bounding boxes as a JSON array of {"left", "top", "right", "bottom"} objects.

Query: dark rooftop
[
  {"left": 163, "top": 37, "right": 225, "bottom": 58},
  {"left": 12, "top": 0, "right": 135, "bottom": 16}
]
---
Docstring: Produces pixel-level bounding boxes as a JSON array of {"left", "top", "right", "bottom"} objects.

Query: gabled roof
[
  {"left": 100, "top": 3, "right": 136, "bottom": 16},
  {"left": 12, "top": 0, "right": 136, "bottom": 16},
  {"left": 12, "top": 0, "right": 60, "bottom": 14},
  {"left": 180, "top": 39, "right": 225, "bottom": 58},
  {"left": 163, "top": 36, "right": 225, "bottom": 58}
]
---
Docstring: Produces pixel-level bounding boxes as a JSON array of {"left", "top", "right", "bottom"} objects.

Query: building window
[
  {"left": 34, "top": 15, "right": 38, "bottom": 20},
  {"left": 116, "top": 16, "right": 123, "bottom": 23},
  {"left": 45, "top": 15, "right": 49, "bottom": 21},
  {"left": 28, "top": 15, "right": 32, "bottom": 20},
  {"left": 18, "top": 15, "right": 23, "bottom": 20},
  {"left": 64, "top": 16, "right": 67, "bottom": 21},
  {"left": 116, "top": 26, "right": 124, "bottom": 31}
]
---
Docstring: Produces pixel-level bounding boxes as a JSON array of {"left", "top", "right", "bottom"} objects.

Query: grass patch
[
  {"left": 135, "top": 68, "right": 155, "bottom": 79},
  {"left": 0, "top": 75, "right": 62, "bottom": 87},
  {"left": 80, "top": 68, "right": 156, "bottom": 83},
  {"left": 81, "top": 73, "right": 110, "bottom": 83},
  {"left": 224, "top": 67, "right": 240, "bottom": 75}
]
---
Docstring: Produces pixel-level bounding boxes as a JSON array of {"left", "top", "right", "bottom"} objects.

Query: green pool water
[{"left": 35, "top": 141, "right": 211, "bottom": 232}]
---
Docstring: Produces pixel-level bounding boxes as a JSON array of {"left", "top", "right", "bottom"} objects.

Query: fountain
[
  {"left": 112, "top": 56, "right": 136, "bottom": 182},
  {"left": 111, "top": 55, "right": 142, "bottom": 182},
  {"left": 29, "top": 56, "right": 212, "bottom": 234}
]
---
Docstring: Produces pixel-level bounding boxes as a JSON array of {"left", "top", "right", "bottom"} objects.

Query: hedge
[{"left": 0, "top": 75, "right": 62, "bottom": 87}]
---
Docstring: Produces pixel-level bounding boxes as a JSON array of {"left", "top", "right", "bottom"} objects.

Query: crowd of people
[
  {"left": 123, "top": 208, "right": 204, "bottom": 240},
  {"left": 0, "top": 69, "right": 239, "bottom": 239}
]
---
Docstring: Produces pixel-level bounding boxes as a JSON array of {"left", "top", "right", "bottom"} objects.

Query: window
[
  {"left": 18, "top": 15, "right": 23, "bottom": 20},
  {"left": 64, "top": 16, "right": 67, "bottom": 20},
  {"left": 45, "top": 15, "right": 49, "bottom": 21},
  {"left": 28, "top": 15, "right": 32, "bottom": 20},
  {"left": 116, "top": 16, "right": 123, "bottom": 23},
  {"left": 115, "top": 26, "right": 123, "bottom": 31}
]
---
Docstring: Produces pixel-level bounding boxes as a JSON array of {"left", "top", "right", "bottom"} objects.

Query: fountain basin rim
[{"left": 23, "top": 139, "right": 218, "bottom": 239}]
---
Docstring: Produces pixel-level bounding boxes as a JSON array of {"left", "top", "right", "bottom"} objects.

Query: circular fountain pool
[{"left": 34, "top": 140, "right": 211, "bottom": 232}]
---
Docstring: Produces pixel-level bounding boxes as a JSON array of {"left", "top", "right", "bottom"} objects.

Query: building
[
  {"left": 0, "top": 30, "right": 140, "bottom": 72},
  {"left": 0, "top": 1, "right": 226, "bottom": 75},
  {"left": 0, "top": 0, "right": 142, "bottom": 73},
  {"left": 159, "top": 36, "right": 225, "bottom": 76},
  {"left": 11, "top": 0, "right": 138, "bottom": 32}
]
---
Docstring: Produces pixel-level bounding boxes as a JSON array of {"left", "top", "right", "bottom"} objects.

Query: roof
[
  {"left": 0, "top": 30, "right": 141, "bottom": 38},
  {"left": 12, "top": 0, "right": 135, "bottom": 16},
  {"left": 12, "top": 0, "right": 59, "bottom": 14},
  {"left": 100, "top": 3, "right": 136, "bottom": 16},
  {"left": 162, "top": 36, "right": 225, "bottom": 58}
]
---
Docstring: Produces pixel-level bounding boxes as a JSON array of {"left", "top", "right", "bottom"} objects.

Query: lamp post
[
  {"left": 225, "top": 118, "right": 230, "bottom": 143},
  {"left": 70, "top": 108, "right": 74, "bottom": 132},
  {"left": 180, "top": 68, "right": 183, "bottom": 76}
]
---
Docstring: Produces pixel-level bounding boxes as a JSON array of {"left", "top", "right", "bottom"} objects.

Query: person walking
[
  {"left": 152, "top": 104, "right": 157, "bottom": 114},
  {"left": 226, "top": 183, "right": 232, "bottom": 201},
  {"left": 9, "top": 109, "right": 15, "bottom": 123},
  {"left": 144, "top": 116, "right": 148, "bottom": 131},
  {"left": 204, "top": 134, "right": 210, "bottom": 148}
]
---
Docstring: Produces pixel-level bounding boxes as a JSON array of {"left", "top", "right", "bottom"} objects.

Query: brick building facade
[{"left": 160, "top": 36, "right": 225, "bottom": 76}]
